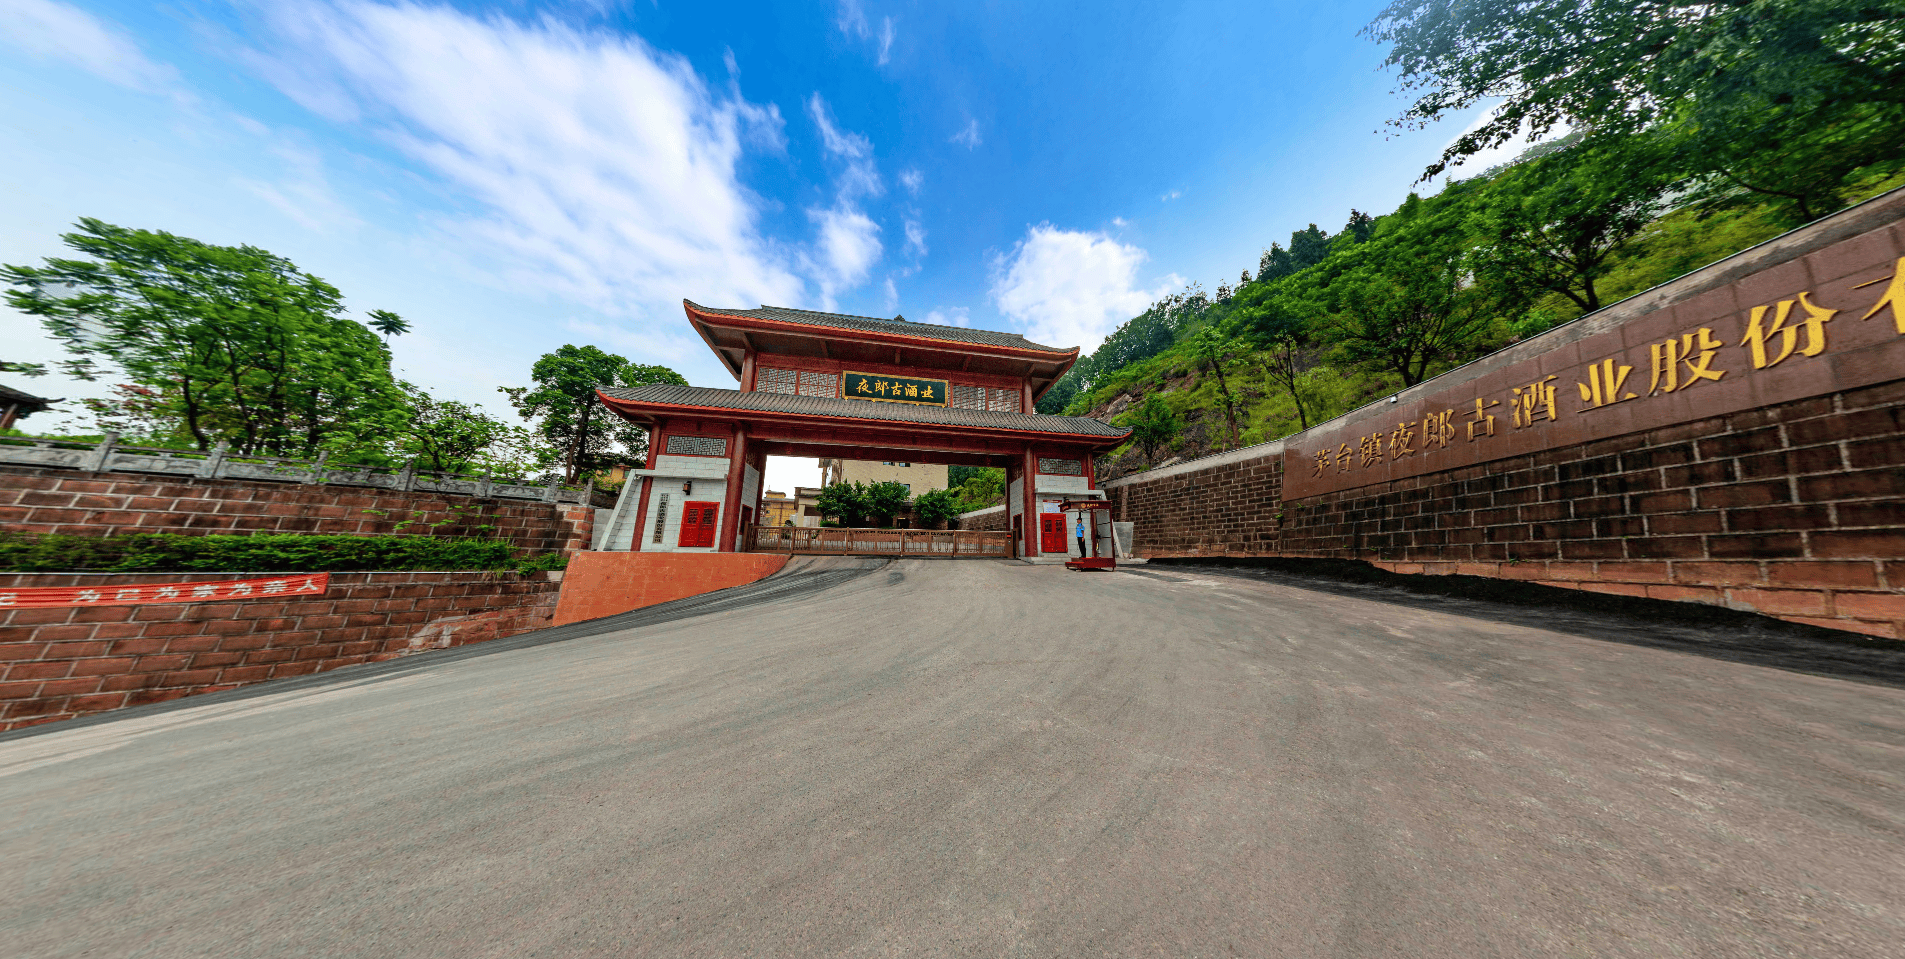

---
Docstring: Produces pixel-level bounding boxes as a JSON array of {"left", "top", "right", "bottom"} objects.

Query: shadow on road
[{"left": 1145, "top": 558, "right": 1905, "bottom": 690}]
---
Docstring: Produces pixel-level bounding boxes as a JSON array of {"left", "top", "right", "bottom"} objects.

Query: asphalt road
[{"left": 4, "top": 559, "right": 1903, "bottom": 958}]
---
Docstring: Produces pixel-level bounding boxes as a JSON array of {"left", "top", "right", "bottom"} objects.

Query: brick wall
[
  {"left": 1106, "top": 381, "right": 1905, "bottom": 639},
  {"left": 0, "top": 466, "right": 594, "bottom": 555},
  {"left": 1110, "top": 445, "right": 1284, "bottom": 558},
  {"left": 0, "top": 570, "right": 562, "bottom": 731}
]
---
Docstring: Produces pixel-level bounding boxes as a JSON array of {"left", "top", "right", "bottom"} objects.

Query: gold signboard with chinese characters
[
  {"left": 1283, "top": 251, "right": 1905, "bottom": 499},
  {"left": 842, "top": 371, "right": 950, "bottom": 407}
]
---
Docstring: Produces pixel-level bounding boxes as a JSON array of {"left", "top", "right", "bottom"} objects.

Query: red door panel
[
  {"left": 1039, "top": 513, "right": 1066, "bottom": 554},
  {"left": 678, "top": 501, "right": 719, "bottom": 548}
]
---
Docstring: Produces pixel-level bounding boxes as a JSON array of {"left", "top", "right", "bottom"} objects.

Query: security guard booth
[{"left": 1060, "top": 499, "right": 1116, "bottom": 571}]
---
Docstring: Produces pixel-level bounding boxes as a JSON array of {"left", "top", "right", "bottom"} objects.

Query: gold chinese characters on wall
[{"left": 1285, "top": 254, "right": 1905, "bottom": 499}]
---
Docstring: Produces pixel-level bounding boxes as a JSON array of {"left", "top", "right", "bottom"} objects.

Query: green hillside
[{"left": 1052, "top": 2, "right": 1905, "bottom": 480}]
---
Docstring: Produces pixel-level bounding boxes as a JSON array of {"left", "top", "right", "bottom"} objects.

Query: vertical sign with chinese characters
[
  {"left": 1283, "top": 246, "right": 1905, "bottom": 499},
  {"left": 842, "top": 372, "right": 951, "bottom": 407}
]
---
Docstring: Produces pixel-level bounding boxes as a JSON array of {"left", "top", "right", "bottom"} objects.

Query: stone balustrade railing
[{"left": 0, "top": 432, "right": 614, "bottom": 508}]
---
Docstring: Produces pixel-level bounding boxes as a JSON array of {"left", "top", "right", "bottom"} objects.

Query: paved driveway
[{"left": 4, "top": 560, "right": 1902, "bottom": 957}]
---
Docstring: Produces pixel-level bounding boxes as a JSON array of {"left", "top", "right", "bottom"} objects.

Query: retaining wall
[
  {"left": 0, "top": 570, "right": 562, "bottom": 731},
  {"left": 1105, "top": 187, "right": 1905, "bottom": 640},
  {"left": 552, "top": 552, "right": 787, "bottom": 625},
  {"left": 956, "top": 504, "right": 1009, "bottom": 532},
  {"left": 0, "top": 465, "right": 594, "bottom": 555}
]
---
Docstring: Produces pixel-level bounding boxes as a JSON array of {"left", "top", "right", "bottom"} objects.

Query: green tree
[
  {"left": 911, "top": 488, "right": 963, "bottom": 527},
  {"left": 367, "top": 309, "right": 410, "bottom": 342},
  {"left": 499, "top": 345, "right": 687, "bottom": 483},
  {"left": 397, "top": 385, "right": 514, "bottom": 473},
  {"left": 861, "top": 481, "right": 912, "bottom": 527},
  {"left": 1187, "top": 327, "right": 1243, "bottom": 448},
  {"left": 2, "top": 218, "right": 407, "bottom": 457},
  {"left": 1325, "top": 223, "right": 1512, "bottom": 387},
  {"left": 948, "top": 468, "right": 1006, "bottom": 512},
  {"left": 1367, "top": 0, "right": 1905, "bottom": 219},
  {"left": 1472, "top": 137, "right": 1671, "bottom": 314},
  {"left": 1123, "top": 393, "right": 1180, "bottom": 461},
  {"left": 815, "top": 481, "right": 867, "bottom": 527}
]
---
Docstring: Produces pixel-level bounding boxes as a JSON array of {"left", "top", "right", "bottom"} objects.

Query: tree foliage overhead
[
  {"left": 1367, "top": 0, "right": 1905, "bottom": 218},
  {"left": 499, "top": 345, "right": 686, "bottom": 483},
  {"left": 2, "top": 218, "right": 407, "bottom": 457}
]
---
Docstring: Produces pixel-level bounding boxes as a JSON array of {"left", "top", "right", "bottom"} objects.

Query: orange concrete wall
[{"left": 552, "top": 552, "right": 788, "bottom": 626}]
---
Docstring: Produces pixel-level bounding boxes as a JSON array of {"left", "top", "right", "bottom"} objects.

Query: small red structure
[{"left": 1059, "top": 500, "right": 1116, "bottom": 571}]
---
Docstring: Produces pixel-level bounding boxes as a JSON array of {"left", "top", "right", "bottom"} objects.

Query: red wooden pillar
[
  {"left": 717, "top": 424, "right": 749, "bottom": 552},
  {"left": 1021, "top": 444, "right": 1040, "bottom": 556},
  {"left": 627, "top": 419, "right": 665, "bottom": 552}
]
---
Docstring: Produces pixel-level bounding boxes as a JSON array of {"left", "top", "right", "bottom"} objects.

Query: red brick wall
[
  {"left": 0, "top": 466, "right": 594, "bottom": 555},
  {"left": 1278, "top": 382, "right": 1904, "bottom": 638},
  {"left": 1111, "top": 448, "right": 1284, "bottom": 557},
  {"left": 1107, "top": 381, "right": 1905, "bottom": 639},
  {"left": 0, "top": 570, "right": 562, "bottom": 731}
]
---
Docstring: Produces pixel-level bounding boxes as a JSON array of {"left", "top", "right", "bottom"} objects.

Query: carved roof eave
[
  {"left": 684, "top": 301, "right": 1081, "bottom": 385},
  {"left": 597, "top": 387, "right": 1129, "bottom": 450}
]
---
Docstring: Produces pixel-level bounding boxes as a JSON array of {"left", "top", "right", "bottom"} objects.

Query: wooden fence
[{"left": 745, "top": 526, "right": 1013, "bottom": 558}]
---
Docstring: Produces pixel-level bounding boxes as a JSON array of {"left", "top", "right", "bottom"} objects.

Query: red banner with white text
[{"left": 0, "top": 573, "right": 329, "bottom": 609}]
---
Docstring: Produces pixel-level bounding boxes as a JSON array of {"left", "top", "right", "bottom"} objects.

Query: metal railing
[
  {"left": 0, "top": 432, "right": 617, "bottom": 508},
  {"left": 745, "top": 525, "right": 1013, "bottom": 558}
]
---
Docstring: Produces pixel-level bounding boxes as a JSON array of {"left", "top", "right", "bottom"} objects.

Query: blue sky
[{"left": 1, "top": 0, "right": 1523, "bottom": 488}]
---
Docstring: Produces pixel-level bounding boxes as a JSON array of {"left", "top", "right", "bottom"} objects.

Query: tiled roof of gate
[
  {"left": 598, "top": 384, "right": 1130, "bottom": 439},
  {"left": 684, "top": 300, "right": 1075, "bottom": 356}
]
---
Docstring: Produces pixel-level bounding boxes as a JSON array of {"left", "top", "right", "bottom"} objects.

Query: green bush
[{"left": 0, "top": 532, "right": 562, "bottom": 574}]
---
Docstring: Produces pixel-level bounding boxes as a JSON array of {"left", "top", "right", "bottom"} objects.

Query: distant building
[
  {"left": 793, "top": 486, "right": 824, "bottom": 527},
  {"left": 760, "top": 489, "right": 797, "bottom": 526}
]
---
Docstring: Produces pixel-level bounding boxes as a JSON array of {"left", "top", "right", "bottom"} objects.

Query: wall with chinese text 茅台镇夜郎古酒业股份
[{"left": 1104, "top": 186, "right": 1905, "bottom": 640}]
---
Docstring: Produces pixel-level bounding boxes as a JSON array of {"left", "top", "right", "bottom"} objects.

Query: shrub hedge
[{"left": 0, "top": 533, "right": 566, "bottom": 574}]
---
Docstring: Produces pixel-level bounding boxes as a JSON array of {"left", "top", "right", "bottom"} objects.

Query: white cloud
[
  {"left": 802, "top": 92, "right": 884, "bottom": 307},
  {"left": 233, "top": 136, "right": 362, "bottom": 233},
  {"left": 836, "top": 0, "right": 895, "bottom": 65},
  {"left": 950, "top": 118, "right": 981, "bottom": 149},
  {"left": 881, "top": 276, "right": 898, "bottom": 313},
  {"left": 808, "top": 92, "right": 870, "bottom": 159},
  {"left": 0, "top": 0, "right": 179, "bottom": 91},
  {"left": 1111, "top": 216, "right": 1129, "bottom": 228},
  {"left": 903, "top": 218, "right": 926, "bottom": 257},
  {"left": 1160, "top": 190, "right": 1182, "bottom": 202},
  {"left": 807, "top": 93, "right": 881, "bottom": 200},
  {"left": 989, "top": 224, "right": 1180, "bottom": 351},
  {"left": 244, "top": 1, "right": 805, "bottom": 321},
  {"left": 898, "top": 168, "right": 922, "bottom": 194},
  {"left": 806, "top": 206, "right": 882, "bottom": 310}
]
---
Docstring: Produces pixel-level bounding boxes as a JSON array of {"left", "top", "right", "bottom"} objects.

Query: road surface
[{"left": 3, "top": 558, "right": 1902, "bottom": 957}]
